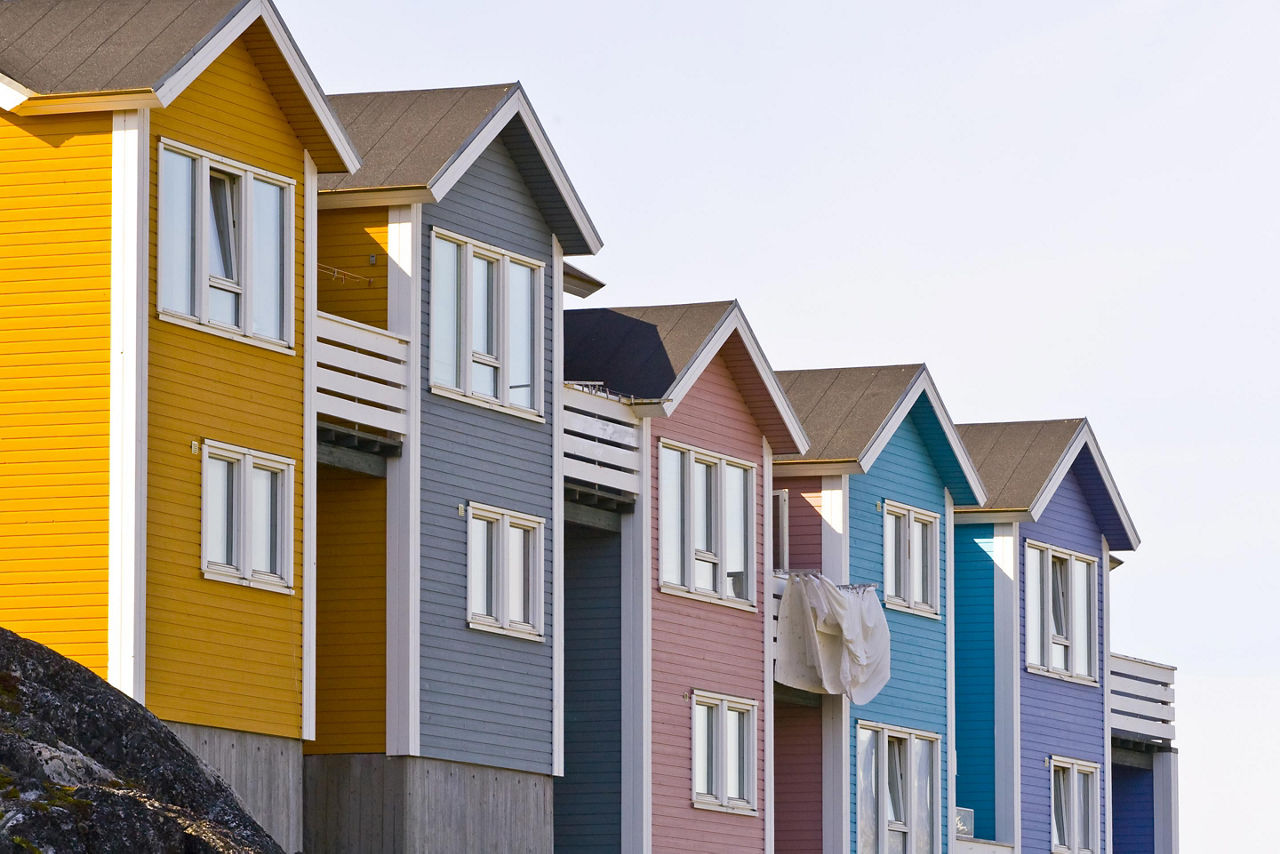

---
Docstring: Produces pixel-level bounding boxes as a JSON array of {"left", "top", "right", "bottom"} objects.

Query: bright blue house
[{"left": 774, "top": 365, "right": 986, "bottom": 854}]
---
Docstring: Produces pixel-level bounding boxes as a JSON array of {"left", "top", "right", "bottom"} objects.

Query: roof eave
[{"left": 1026, "top": 421, "right": 1141, "bottom": 550}]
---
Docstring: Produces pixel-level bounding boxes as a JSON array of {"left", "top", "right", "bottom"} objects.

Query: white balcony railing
[
  {"left": 563, "top": 385, "right": 641, "bottom": 495},
  {"left": 1109, "top": 653, "right": 1176, "bottom": 745},
  {"left": 313, "top": 311, "right": 411, "bottom": 436}
]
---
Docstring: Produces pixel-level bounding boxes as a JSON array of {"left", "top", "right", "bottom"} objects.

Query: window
[
  {"left": 201, "top": 441, "right": 293, "bottom": 592},
  {"left": 1050, "top": 757, "right": 1099, "bottom": 854},
  {"left": 430, "top": 230, "right": 544, "bottom": 414},
  {"left": 659, "top": 442, "right": 755, "bottom": 604},
  {"left": 883, "top": 501, "right": 939, "bottom": 615},
  {"left": 691, "top": 691, "right": 757, "bottom": 813},
  {"left": 1025, "top": 543, "right": 1097, "bottom": 679},
  {"left": 466, "top": 502, "right": 544, "bottom": 640},
  {"left": 158, "top": 140, "right": 294, "bottom": 345},
  {"left": 771, "top": 489, "right": 789, "bottom": 572},
  {"left": 857, "top": 723, "right": 939, "bottom": 854}
]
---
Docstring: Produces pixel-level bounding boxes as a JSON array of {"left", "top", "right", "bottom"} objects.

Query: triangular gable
[{"left": 1028, "top": 422, "right": 1140, "bottom": 551}]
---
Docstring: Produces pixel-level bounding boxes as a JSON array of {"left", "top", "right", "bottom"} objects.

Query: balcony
[
  {"left": 562, "top": 384, "right": 642, "bottom": 498},
  {"left": 1109, "top": 653, "right": 1176, "bottom": 745},
  {"left": 312, "top": 311, "right": 412, "bottom": 438}
]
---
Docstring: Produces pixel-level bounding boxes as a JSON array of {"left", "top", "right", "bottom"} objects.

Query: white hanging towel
[{"left": 774, "top": 573, "right": 891, "bottom": 704}]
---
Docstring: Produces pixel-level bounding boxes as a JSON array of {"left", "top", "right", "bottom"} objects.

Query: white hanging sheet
[{"left": 775, "top": 573, "right": 891, "bottom": 704}]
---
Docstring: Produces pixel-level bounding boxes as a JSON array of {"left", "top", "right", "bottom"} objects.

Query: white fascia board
[
  {"left": 428, "top": 86, "right": 603, "bottom": 255},
  {"left": 1026, "top": 421, "right": 1140, "bottom": 550},
  {"left": 772, "top": 460, "right": 863, "bottom": 478},
  {"left": 0, "top": 72, "right": 34, "bottom": 111},
  {"left": 318, "top": 187, "right": 436, "bottom": 210},
  {"left": 954, "top": 509, "right": 1034, "bottom": 526},
  {"left": 153, "top": 0, "right": 362, "bottom": 173}
]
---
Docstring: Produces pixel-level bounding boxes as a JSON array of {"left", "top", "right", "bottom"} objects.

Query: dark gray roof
[
  {"left": 775, "top": 365, "right": 924, "bottom": 462},
  {"left": 957, "top": 419, "right": 1085, "bottom": 511},
  {"left": 0, "top": 0, "right": 245, "bottom": 95}
]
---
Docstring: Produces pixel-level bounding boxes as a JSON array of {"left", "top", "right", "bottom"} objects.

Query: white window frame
[
  {"left": 882, "top": 500, "right": 941, "bottom": 617},
  {"left": 691, "top": 690, "right": 758, "bottom": 814},
  {"left": 856, "top": 722, "right": 943, "bottom": 854},
  {"left": 200, "top": 440, "right": 294, "bottom": 593},
  {"left": 1025, "top": 540, "right": 1098, "bottom": 682},
  {"left": 428, "top": 227, "right": 546, "bottom": 418},
  {"left": 771, "top": 489, "right": 789, "bottom": 572},
  {"left": 1050, "top": 756, "right": 1100, "bottom": 854},
  {"left": 658, "top": 440, "right": 757, "bottom": 609},
  {"left": 465, "top": 501, "right": 546, "bottom": 641},
  {"left": 157, "top": 138, "right": 296, "bottom": 350}
]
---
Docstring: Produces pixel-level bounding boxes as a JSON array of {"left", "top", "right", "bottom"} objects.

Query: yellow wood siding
[
  {"left": 0, "top": 109, "right": 113, "bottom": 674},
  {"left": 306, "top": 466, "right": 386, "bottom": 754},
  {"left": 318, "top": 208, "right": 389, "bottom": 329},
  {"left": 147, "top": 37, "right": 307, "bottom": 738}
]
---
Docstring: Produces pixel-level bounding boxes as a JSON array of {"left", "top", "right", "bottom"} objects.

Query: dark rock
[{"left": 0, "top": 626, "right": 283, "bottom": 853}]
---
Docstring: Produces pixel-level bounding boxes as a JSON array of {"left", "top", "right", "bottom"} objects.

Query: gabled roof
[
  {"left": 775, "top": 365, "right": 986, "bottom": 506},
  {"left": 0, "top": 0, "right": 359, "bottom": 172},
  {"left": 318, "top": 83, "right": 602, "bottom": 255},
  {"left": 957, "top": 419, "right": 1140, "bottom": 550},
  {"left": 564, "top": 302, "right": 808, "bottom": 455}
]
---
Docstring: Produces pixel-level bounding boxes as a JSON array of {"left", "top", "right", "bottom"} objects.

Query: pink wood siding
[
  {"left": 774, "top": 700, "right": 823, "bottom": 853},
  {"left": 777, "top": 476, "right": 823, "bottom": 572},
  {"left": 651, "top": 353, "right": 767, "bottom": 852}
]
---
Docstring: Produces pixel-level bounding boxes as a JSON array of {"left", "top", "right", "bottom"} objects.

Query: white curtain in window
[{"left": 857, "top": 727, "right": 879, "bottom": 854}]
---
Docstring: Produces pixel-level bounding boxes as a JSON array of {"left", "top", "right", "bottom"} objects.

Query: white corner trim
[
  {"left": 0, "top": 72, "right": 34, "bottom": 111},
  {"left": 108, "top": 109, "right": 149, "bottom": 703},
  {"left": 991, "top": 522, "right": 1020, "bottom": 845},
  {"left": 763, "top": 435, "right": 775, "bottom": 854},
  {"left": 301, "top": 151, "right": 318, "bottom": 741},
  {"left": 819, "top": 475, "right": 848, "bottom": 583},
  {"left": 1101, "top": 533, "right": 1114, "bottom": 854},
  {"left": 552, "top": 235, "right": 566, "bottom": 776},
  {"left": 1011, "top": 521, "right": 1023, "bottom": 854},
  {"left": 945, "top": 488, "right": 957, "bottom": 850},
  {"left": 1026, "top": 421, "right": 1140, "bottom": 550},
  {"left": 822, "top": 694, "right": 851, "bottom": 854}
]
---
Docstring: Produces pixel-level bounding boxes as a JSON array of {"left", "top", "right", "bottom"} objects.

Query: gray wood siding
[{"left": 419, "top": 137, "right": 556, "bottom": 774}]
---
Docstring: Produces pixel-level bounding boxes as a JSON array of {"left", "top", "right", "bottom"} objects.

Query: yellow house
[{"left": 0, "top": 1, "right": 359, "bottom": 848}]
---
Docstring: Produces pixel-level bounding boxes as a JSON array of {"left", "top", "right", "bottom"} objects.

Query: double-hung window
[
  {"left": 1051, "top": 757, "right": 1099, "bottom": 854},
  {"left": 857, "top": 723, "right": 940, "bottom": 854},
  {"left": 658, "top": 442, "right": 755, "bottom": 604},
  {"left": 466, "top": 502, "right": 544, "bottom": 640},
  {"left": 691, "top": 691, "right": 757, "bottom": 813},
  {"left": 158, "top": 140, "right": 294, "bottom": 346},
  {"left": 429, "top": 230, "right": 544, "bottom": 414},
  {"left": 201, "top": 441, "right": 293, "bottom": 592},
  {"left": 883, "top": 501, "right": 940, "bottom": 615},
  {"left": 1025, "top": 542, "right": 1097, "bottom": 679}
]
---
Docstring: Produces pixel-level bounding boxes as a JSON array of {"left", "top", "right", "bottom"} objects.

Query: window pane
[
  {"left": 209, "top": 286, "right": 239, "bottom": 327},
  {"left": 727, "top": 708, "right": 747, "bottom": 800},
  {"left": 251, "top": 467, "right": 279, "bottom": 576},
  {"left": 772, "top": 491, "right": 787, "bottom": 571},
  {"left": 159, "top": 150, "right": 196, "bottom": 315},
  {"left": 911, "top": 517, "right": 930, "bottom": 606},
  {"left": 1026, "top": 547, "right": 1042, "bottom": 666},
  {"left": 886, "top": 736, "right": 906, "bottom": 823},
  {"left": 693, "top": 461, "right": 714, "bottom": 553},
  {"left": 694, "top": 558, "right": 717, "bottom": 592},
  {"left": 724, "top": 466, "right": 748, "bottom": 599},
  {"left": 1078, "top": 771, "right": 1093, "bottom": 851},
  {"left": 471, "top": 255, "right": 495, "bottom": 356},
  {"left": 508, "top": 263, "right": 535, "bottom": 408},
  {"left": 1051, "top": 555, "right": 1069, "bottom": 637},
  {"left": 1072, "top": 560, "right": 1091, "bottom": 676},
  {"left": 206, "top": 457, "right": 234, "bottom": 566},
  {"left": 471, "top": 361, "right": 497, "bottom": 398},
  {"left": 888, "top": 830, "right": 906, "bottom": 854},
  {"left": 659, "top": 447, "right": 684, "bottom": 585},
  {"left": 885, "top": 512, "right": 903, "bottom": 597},
  {"left": 913, "top": 738, "right": 934, "bottom": 854},
  {"left": 208, "top": 172, "right": 237, "bottom": 281},
  {"left": 857, "top": 728, "right": 879, "bottom": 854},
  {"left": 507, "top": 526, "right": 531, "bottom": 625},
  {"left": 694, "top": 702, "right": 715, "bottom": 796},
  {"left": 1052, "top": 766, "right": 1070, "bottom": 847},
  {"left": 251, "top": 179, "right": 285, "bottom": 339},
  {"left": 430, "top": 237, "right": 461, "bottom": 387},
  {"left": 469, "top": 517, "right": 495, "bottom": 616}
]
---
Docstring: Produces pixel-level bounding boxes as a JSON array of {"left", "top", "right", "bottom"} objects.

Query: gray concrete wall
[
  {"left": 304, "top": 754, "right": 554, "bottom": 853},
  {"left": 165, "top": 720, "right": 302, "bottom": 853}
]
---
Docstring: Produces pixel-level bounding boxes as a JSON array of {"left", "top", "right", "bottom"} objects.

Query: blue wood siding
[
  {"left": 418, "top": 136, "right": 557, "bottom": 774},
  {"left": 556, "top": 525, "right": 622, "bottom": 851},
  {"left": 954, "top": 524, "right": 997, "bottom": 841},
  {"left": 1019, "top": 463, "right": 1107, "bottom": 853},
  {"left": 848, "top": 401, "right": 951, "bottom": 852},
  {"left": 1112, "top": 763, "right": 1155, "bottom": 854}
]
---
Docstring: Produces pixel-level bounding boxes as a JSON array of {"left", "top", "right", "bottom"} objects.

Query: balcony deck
[{"left": 1109, "top": 652, "right": 1176, "bottom": 746}]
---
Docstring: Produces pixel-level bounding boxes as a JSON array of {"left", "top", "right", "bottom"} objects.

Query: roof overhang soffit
[{"left": 1026, "top": 422, "right": 1141, "bottom": 550}]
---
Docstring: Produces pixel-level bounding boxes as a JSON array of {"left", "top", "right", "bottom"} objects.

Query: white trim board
[
  {"left": 552, "top": 235, "right": 566, "bottom": 776},
  {"left": 301, "top": 151, "right": 318, "bottom": 740}
]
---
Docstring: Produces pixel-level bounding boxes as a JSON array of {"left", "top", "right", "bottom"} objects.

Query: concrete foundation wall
[
  {"left": 304, "top": 754, "right": 554, "bottom": 853},
  {"left": 165, "top": 720, "right": 303, "bottom": 853}
]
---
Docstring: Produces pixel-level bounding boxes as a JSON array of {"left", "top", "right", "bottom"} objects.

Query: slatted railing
[
  {"left": 1109, "top": 653, "right": 1176, "bottom": 744},
  {"left": 563, "top": 385, "right": 641, "bottom": 495},
  {"left": 313, "top": 311, "right": 411, "bottom": 436}
]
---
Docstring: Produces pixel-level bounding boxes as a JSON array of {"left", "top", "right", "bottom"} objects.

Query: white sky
[{"left": 279, "top": 1, "right": 1279, "bottom": 848}]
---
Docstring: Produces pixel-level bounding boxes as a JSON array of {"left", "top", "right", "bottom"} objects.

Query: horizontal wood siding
[
  {"left": 774, "top": 699, "right": 823, "bottom": 853},
  {"left": 1019, "top": 464, "right": 1107, "bottom": 854},
  {"left": 317, "top": 207, "right": 388, "bottom": 329},
  {"left": 556, "top": 525, "right": 622, "bottom": 851},
  {"left": 1111, "top": 764, "right": 1154, "bottom": 854},
  {"left": 307, "top": 466, "right": 385, "bottom": 754},
  {"left": 650, "top": 354, "right": 767, "bottom": 852},
  {"left": 954, "top": 524, "right": 996, "bottom": 840},
  {"left": 419, "top": 137, "right": 555, "bottom": 773},
  {"left": 777, "top": 475, "right": 823, "bottom": 572},
  {"left": 848, "top": 401, "right": 950, "bottom": 850},
  {"left": 146, "top": 36, "right": 306, "bottom": 737},
  {"left": 0, "top": 109, "right": 112, "bottom": 674}
]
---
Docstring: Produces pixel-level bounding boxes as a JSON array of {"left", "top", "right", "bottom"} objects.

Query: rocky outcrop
[{"left": 0, "top": 626, "right": 283, "bottom": 853}]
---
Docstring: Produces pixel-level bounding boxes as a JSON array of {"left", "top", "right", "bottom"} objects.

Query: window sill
[
  {"left": 158, "top": 310, "right": 295, "bottom": 355},
  {"left": 202, "top": 566, "right": 294, "bottom": 595},
  {"left": 429, "top": 384, "right": 545, "bottom": 423},
  {"left": 884, "top": 598, "right": 941, "bottom": 620},
  {"left": 1026, "top": 664, "right": 1098, "bottom": 687},
  {"left": 468, "top": 618, "right": 545, "bottom": 643},
  {"left": 659, "top": 583, "right": 756, "bottom": 612},
  {"left": 691, "top": 798, "right": 758, "bottom": 817}
]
